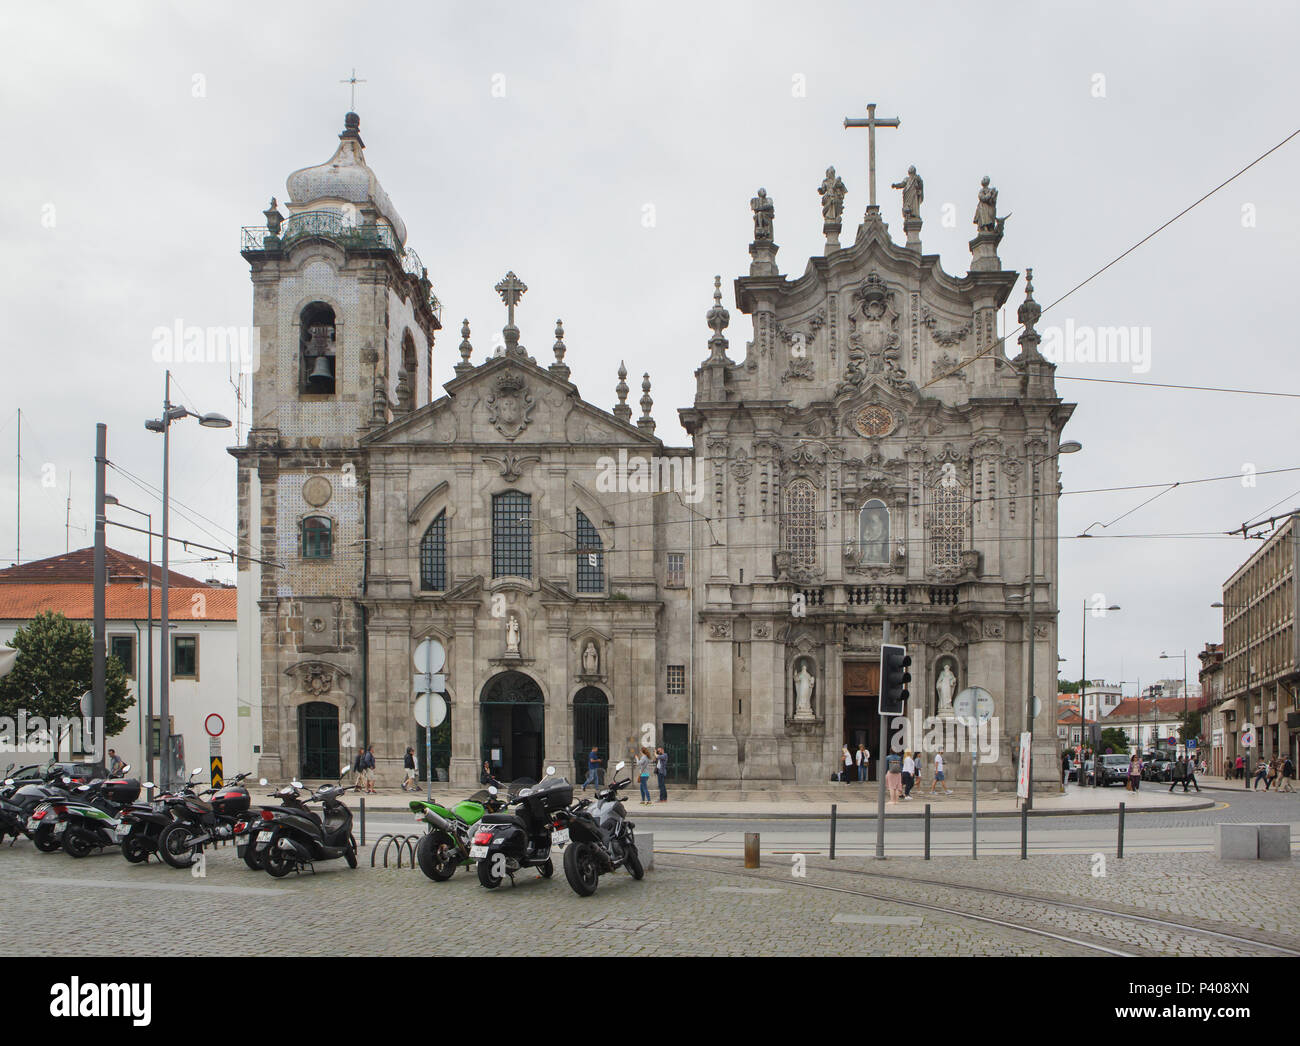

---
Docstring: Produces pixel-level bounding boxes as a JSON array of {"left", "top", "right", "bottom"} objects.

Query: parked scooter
[
  {"left": 409, "top": 780, "right": 510, "bottom": 881},
  {"left": 56, "top": 767, "right": 142, "bottom": 858},
  {"left": 2, "top": 764, "right": 79, "bottom": 851},
  {"left": 254, "top": 782, "right": 359, "bottom": 877},
  {"left": 234, "top": 779, "right": 317, "bottom": 870},
  {"left": 115, "top": 769, "right": 207, "bottom": 863},
  {"left": 555, "top": 761, "right": 644, "bottom": 896},
  {"left": 155, "top": 771, "right": 253, "bottom": 868},
  {"left": 470, "top": 766, "right": 573, "bottom": 888}
]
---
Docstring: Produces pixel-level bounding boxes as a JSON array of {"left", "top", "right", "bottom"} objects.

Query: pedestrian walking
[
  {"left": 901, "top": 750, "right": 915, "bottom": 799},
  {"left": 1253, "top": 758, "right": 1269, "bottom": 791},
  {"left": 930, "top": 750, "right": 952, "bottom": 795},
  {"left": 1234, "top": 754, "right": 1245, "bottom": 780},
  {"left": 1126, "top": 753, "right": 1141, "bottom": 792},
  {"left": 1060, "top": 749, "right": 1070, "bottom": 786},
  {"left": 885, "top": 751, "right": 903, "bottom": 805},
  {"left": 637, "top": 746, "right": 653, "bottom": 805},
  {"left": 842, "top": 744, "right": 854, "bottom": 784},
  {"left": 362, "top": 743, "right": 377, "bottom": 793},
  {"left": 1280, "top": 755, "right": 1296, "bottom": 792},
  {"left": 352, "top": 748, "right": 366, "bottom": 789},
  {"left": 655, "top": 745, "right": 668, "bottom": 802},
  {"left": 1268, "top": 757, "right": 1280, "bottom": 791},
  {"left": 107, "top": 749, "right": 126, "bottom": 776},
  {"left": 582, "top": 747, "right": 602, "bottom": 790},
  {"left": 401, "top": 746, "right": 417, "bottom": 792},
  {"left": 912, "top": 751, "right": 924, "bottom": 793}
]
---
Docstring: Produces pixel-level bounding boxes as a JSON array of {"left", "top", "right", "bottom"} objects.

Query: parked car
[
  {"left": 1095, "top": 754, "right": 1131, "bottom": 787},
  {"left": 1143, "top": 757, "right": 1174, "bottom": 782}
]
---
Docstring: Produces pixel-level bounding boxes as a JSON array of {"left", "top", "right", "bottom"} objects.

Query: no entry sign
[{"left": 204, "top": 713, "right": 225, "bottom": 738}]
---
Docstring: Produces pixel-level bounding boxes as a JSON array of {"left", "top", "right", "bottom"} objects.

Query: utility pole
[{"left": 92, "top": 425, "right": 107, "bottom": 763}]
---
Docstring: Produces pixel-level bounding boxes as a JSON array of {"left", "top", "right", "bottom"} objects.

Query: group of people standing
[
  {"left": 837, "top": 744, "right": 951, "bottom": 803},
  {"left": 582, "top": 746, "right": 670, "bottom": 805}
]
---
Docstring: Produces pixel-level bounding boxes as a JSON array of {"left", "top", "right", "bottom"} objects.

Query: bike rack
[{"left": 369, "top": 833, "right": 418, "bottom": 868}]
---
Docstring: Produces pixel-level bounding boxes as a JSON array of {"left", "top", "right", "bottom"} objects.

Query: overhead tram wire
[{"left": 923, "top": 125, "right": 1300, "bottom": 391}]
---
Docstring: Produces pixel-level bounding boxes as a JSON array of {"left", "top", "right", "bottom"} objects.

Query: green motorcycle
[{"left": 409, "top": 783, "right": 510, "bottom": 881}]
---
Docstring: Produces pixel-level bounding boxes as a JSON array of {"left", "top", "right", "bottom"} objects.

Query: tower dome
[{"left": 285, "top": 112, "right": 408, "bottom": 246}]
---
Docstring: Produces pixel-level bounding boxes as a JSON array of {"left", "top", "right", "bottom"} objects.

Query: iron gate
[{"left": 573, "top": 687, "right": 609, "bottom": 782}]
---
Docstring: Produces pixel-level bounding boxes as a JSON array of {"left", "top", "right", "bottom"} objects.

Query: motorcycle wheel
[
  {"left": 157, "top": 822, "right": 197, "bottom": 869},
  {"left": 538, "top": 859, "right": 554, "bottom": 879},
  {"left": 33, "top": 828, "right": 62, "bottom": 853},
  {"left": 63, "top": 831, "right": 93, "bottom": 859},
  {"left": 345, "top": 834, "right": 358, "bottom": 870},
  {"left": 263, "top": 837, "right": 294, "bottom": 879},
  {"left": 563, "top": 842, "right": 600, "bottom": 897},
  {"left": 121, "top": 835, "right": 150, "bottom": 864},
  {"left": 242, "top": 841, "right": 265, "bottom": 871},
  {"left": 476, "top": 858, "right": 503, "bottom": 889},
  {"left": 625, "top": 844, "right": 644, "bottom": 880},
  {"left": 416, "top": 831, "right": 456, "bottom": 881}
]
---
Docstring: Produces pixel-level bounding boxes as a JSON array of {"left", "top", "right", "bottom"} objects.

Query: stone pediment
[{"left": 363, "top": 353, "right": 659, "bottom": 449}]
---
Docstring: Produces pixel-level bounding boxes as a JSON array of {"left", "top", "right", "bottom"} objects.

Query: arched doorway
[
  {"left": 572, "top": 687, "right": 609, "bottom": 783},
  {"left": 480, "top": 671, "right": 545, "bottom": 781},
  {"left": 298, "top": 702, "right": 339, "bottom": 779}
]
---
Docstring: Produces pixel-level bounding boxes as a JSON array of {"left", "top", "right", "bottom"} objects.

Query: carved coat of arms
[{"left": 486, "top": 372, "right": 535, "bottom": 440}]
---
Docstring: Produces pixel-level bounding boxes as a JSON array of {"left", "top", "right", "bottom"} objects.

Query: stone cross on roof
[
  {"left": 495, "top": 271, "right": 528, "bottom": 355},
  {"left": 340, "top": 68, "right": 367, "bottom": 110},
  {"left": 843, "top": 103, "right": 900, "bottom": 214}
]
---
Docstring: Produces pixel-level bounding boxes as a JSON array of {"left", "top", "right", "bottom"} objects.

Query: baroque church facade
[{"left": 233, "top": 111, "right": 1075, "bottom": 790}]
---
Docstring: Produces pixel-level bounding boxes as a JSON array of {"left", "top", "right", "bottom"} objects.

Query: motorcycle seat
[{"left": 479, "top": 812, "right": 525, "bottom": 829}]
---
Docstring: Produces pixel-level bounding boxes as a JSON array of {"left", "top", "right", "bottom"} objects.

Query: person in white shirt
[
  {"left": 930, "top": 750, "right": 953, "bottom": 794},
  {"left": 902, "top": 751, "right": 916, "bottom": 799}
]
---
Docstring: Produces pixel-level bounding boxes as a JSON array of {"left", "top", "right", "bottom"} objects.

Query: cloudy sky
[{"left": 2, "top": 0, "right": 1297, "bottom": 694}]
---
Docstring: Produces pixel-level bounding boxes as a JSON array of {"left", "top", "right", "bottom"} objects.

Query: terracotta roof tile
[
  {"left": 0, "top": 547, "right": 217, "bottom": 589},
  {"left": 0, "top": 583, "right": 236, "bottom": 622}
]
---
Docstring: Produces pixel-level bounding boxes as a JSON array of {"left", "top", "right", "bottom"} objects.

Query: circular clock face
[{"left": 854, "top": 405, "right": 895, "bottom": 438}]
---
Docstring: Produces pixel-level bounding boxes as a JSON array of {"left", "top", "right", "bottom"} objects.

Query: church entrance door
[
  {"left": 298, "top": 701, "right": 339, "bottom": 780},
  {"left": 480, "top": 671, "right": 545, "bottom": 783},
  {"left": 572, "top": 687, "right": 609, "bottom": 783},
  {"left": 843, "top": 662, "right": 880, "bottom": 780}
]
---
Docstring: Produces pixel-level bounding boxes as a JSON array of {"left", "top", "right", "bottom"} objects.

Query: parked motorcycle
[
  {"left": 117, "top": 769, "right": 208, "bottom": 864},
  {"left": 155, "top": 771, "right": 253, "bottom": 868},
  {"left": 470, "top": 766, "right": 572, "bottom": 889},
  {"left": 56, "top": 767, "right": 142, "bottom": 858},
  {"left": 555, "top": 761, "right": 643, "bottom": 896},
  {"left": 2, "top": 764, "right": 79, "bottom": 850},
  {"left": 409, "top": 781, "right": 510, "bottom": 881},
  {"left": 235, "top": 779, "right": 317, "bottom": 871},
  {"left": 254, "top": 782, "right": 359, "bottom": 877}
]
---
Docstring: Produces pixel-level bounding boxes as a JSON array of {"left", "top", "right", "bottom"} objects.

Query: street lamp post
[
  {"left": 1025, "top": 440, "right": 1082, "bottom": 810},
  {"left": 1160, "top": 649, "right": 1189, "bottom": 759},
  {"left": 1081, "top": 599, "right": 1121, "bottom": 787},
  {"left": 105, "top": 496, "right": 153, "bottom": 787},
  {"left": 145, "top": 370, "right": 230, "bottom": 788},
  {"left": 1212, "top": 602, "right": 1252, "bottom": 786}
]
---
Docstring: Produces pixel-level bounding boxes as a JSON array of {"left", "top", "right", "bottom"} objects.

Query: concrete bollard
[
  {"left": 638, "top": 832, "right": 655, "bottom": 870},
  {"left": 744, "top": 832, "right": 760, "bottom": 868}
]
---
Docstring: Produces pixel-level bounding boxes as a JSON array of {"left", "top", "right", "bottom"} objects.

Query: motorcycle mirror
[
  {"left": 192, "top": 767, "right": 204, "bottom": 776},
  {"left": 259, "top": 777, "right": 268, "bottom": 786},
  {"left": 62, "top": 776, "right": 71, "bottom": 784},
  {"left": 292, "top": 780, "right": 303, "bottom": 789},
  {"left": 545, "top": 765, "right": 556, "bottom": 776},
  {"left": 120, "top": 764, "right": 131, "bottom": 775},
  {"left": 3, "top": 779, "right": 12, "bottom": 787},
  {"left": 615, "top": 761, "right": 626, "bottom": 771},
  {"left": 487, "top": 786, "right": 498, "bottom": 796}
]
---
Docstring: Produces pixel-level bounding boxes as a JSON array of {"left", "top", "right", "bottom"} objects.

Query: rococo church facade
[{"left": 233, "top": 111, "right": 1075, "bottom": 791}]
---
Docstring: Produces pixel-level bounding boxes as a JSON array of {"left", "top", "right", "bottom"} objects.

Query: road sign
[
  {"left": 1241, "top": 724, "right": 1255, "bottom": 748},
  {"left": 414, "top": 693, "right": 448, "bottom": 729},
  {"left": 1016, "top": 732, "right": 1031, "bottom": 799},
  {"left": 79, "top": 691, "right": 93, "bottom": 719},
  {"left": 413, "top": 638, "right": 445, "bottom": 675},
  {"left": 0, "top": 648, "right": 16, "bottom": 679},
  {"left": 1186, "top": 739, "right": 1197, "bottom": 751},
  {"left": 204, "top": 713, "right": 225, "bottom": 738},
  {"left": 953, "top": 686, "right": 995, "bottom": 727}
]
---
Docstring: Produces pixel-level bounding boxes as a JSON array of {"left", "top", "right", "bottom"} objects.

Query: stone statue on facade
[
  {"left": 793, "top": 660, "right": 816, "bottom": 720},
  {"left": 506, "top": 614, "right": 520, "bottom": 654},
  {"left": 818, "top": 167, "right": 846, "bottom": 223},
  {"left": 974, "top": 176, "right": 999, "bottom": 232},
  {"left": 936, "top": 662, "right": 957, "bottom": 712},
  {"left": 751, "top": 187, "right": 774, "bottom": 241},
  {"left": 582, "top": 641, "right": 599, "bottom": 675},
  {"left": 891, "top": 166, "right": 924, "bottom": 218}
]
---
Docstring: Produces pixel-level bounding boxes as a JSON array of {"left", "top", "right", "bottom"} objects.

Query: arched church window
[
  {"left": 783, "top": 479, "right": 817, "bottom": 572},
  {"left": 299, "top": 302, "right": 336, "bottom": 396},
  {"left": 419, "top": 511, "right": 446, "bottom": 591},
  {"left": 930, "top": 480, "right": 967, "bottom": 571},
  {"left": 492, "top": 491, "right": 532, "bottom": 579},
  {"left": 576, "top": 509, "right": 604, "bottom": 593},
  {"left": 302, "top": 516, "right": 333, "bottom": 559},
  {"left": 859, "top": 499, "right": 890, "bottom": 565}
]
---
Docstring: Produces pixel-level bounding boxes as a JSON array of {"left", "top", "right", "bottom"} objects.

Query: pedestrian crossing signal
[{"left": 880, "top": 643, "right": 911, "bottom": 716}]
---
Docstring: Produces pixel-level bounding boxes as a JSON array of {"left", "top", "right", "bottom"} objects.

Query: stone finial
[
  {"left": 638, "top": 373, "right": 655, "bottom": 434},
  {"left": 1017, "top": 267, "right": 1045, "bottom": 360},
  {"left": 705, "top": 275, "right": 731, "bottom": 362},
  {"left": 549, "top": 318, "right": 571, "bottom": 380},
  {"left": 263, "top": 197, "right": 284, "bottom": 237},
  {"left": 455, "top": 318, "right": 474, "bottom": 374},
  {"left": 613, "top": 360, "right": 632, "bottom": 422}
]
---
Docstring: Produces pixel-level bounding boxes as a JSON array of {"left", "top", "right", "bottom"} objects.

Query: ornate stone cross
[
  {"left": 495, "top": 271, "right": 528, "bottom": 327},
  {"left": 843, "top": 103, "right": 900, "bottom": 212}
]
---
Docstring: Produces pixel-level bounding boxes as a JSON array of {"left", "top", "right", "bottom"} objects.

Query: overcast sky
[{"left": 2, "top": 0, "right": 1297, "bottom": 695}]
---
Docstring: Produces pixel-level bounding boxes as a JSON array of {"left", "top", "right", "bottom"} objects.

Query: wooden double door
[{"left": 843, "top": 661, "right": 881, "bottom": 777}]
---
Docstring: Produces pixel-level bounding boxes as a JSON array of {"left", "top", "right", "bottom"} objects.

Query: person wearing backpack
[
  {"left": 361, "top": 743, "right": 377, "bottom": 794},
  {"left": 655, "top": 745, "right": 669, "bottom": 803},
  {"left": 351, "top": 748, "right": 366, "bottom": 790},
  {"left": 1280, "top": 755, "right": 1296, "bottom": 793}
]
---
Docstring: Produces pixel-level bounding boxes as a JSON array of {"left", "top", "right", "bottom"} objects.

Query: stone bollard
[
  {"left": 1215, "top": 823, "right": 1292, "bottom": 860},
  {"left": 638, "top": 832, "right": 654, "bottom": 870},
  {"left": 744, "top": 832, "right": 760, "bottom": 868}
]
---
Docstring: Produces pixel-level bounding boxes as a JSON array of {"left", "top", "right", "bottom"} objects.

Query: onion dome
[{"left": 285, "top": 112, "right": 408, "bottom": 246}]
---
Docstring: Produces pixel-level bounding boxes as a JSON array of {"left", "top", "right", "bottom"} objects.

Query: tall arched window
[
  {"left": 930, "top": 481, "right": 967, "bottom": 571},
  {"left": 859, "top": 499, "right": 890, "bottom": 565},
  {"left": 576, "top": 509, "right": 604, "bottom": 593},
  {"left": 299, "top": 302, "right": 336, "bottom": 395},
  {"left": 419, "top": 511, "right": 446, "bottom": 591},
  {"left": 783, "top": 479, "right": 817, "bottom": 573},
  {"left": 302, "top": 516, "right": 333, "bottom": 559},
  {"left": 492, "top": 491, "right": 532, "bottom": 579}
]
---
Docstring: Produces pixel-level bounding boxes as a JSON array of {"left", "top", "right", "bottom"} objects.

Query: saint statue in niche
[
  {"left": 936, "top": 659, "right": 958, "bottom": 713},
  {"left": 858, "top": 500, "right": 890, "bottom": 565},
  {"left": 506, "top": 614, "right": 521, "bottom": 654},
  {"left": 793, "top": 659, "right": 816, "bottom": 720},
  {"left": 582, "top": 641, "right": 599, "bottom": 675}
]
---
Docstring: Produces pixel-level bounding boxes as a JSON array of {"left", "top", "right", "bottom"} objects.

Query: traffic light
[{"left": 880, "top": 643, "right": 911, "bottom": 716}]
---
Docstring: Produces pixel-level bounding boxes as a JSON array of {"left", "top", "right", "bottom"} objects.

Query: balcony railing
[
  {"left": 796, "top": 583, "right": 962, "bottom": 610},
  {"left": 241, "top": 210, "right": 441, "bottom": 319}
]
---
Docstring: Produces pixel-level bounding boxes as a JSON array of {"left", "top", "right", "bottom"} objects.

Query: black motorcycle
[
  {"left": 156, "top": 771, "right": 253, "bottom": 868},
  {"left": 57, "top": 769, "right": 143, "bottom": 858},
  {"left": 235, "top": 779, "right": 316, "bottom": 871},
  {"left": 254, "top": 782, "right": 358, "bottom": 877},
  {"left": 556, "top": 761, "right": 644, "bottom": 896},
  {"left": 2, "top": 764, "right": 85, "bottom": 851},
  {"left": 117, "top": 769, "right": 208, "bottom": 863},
  {"left": 471, "top": 766, "right": 572, "bottom": 888}
]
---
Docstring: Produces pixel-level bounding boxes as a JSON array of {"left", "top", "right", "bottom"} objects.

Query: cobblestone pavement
[{"left": 2, "top": 839, "right": 1295, "bottom": 957}]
